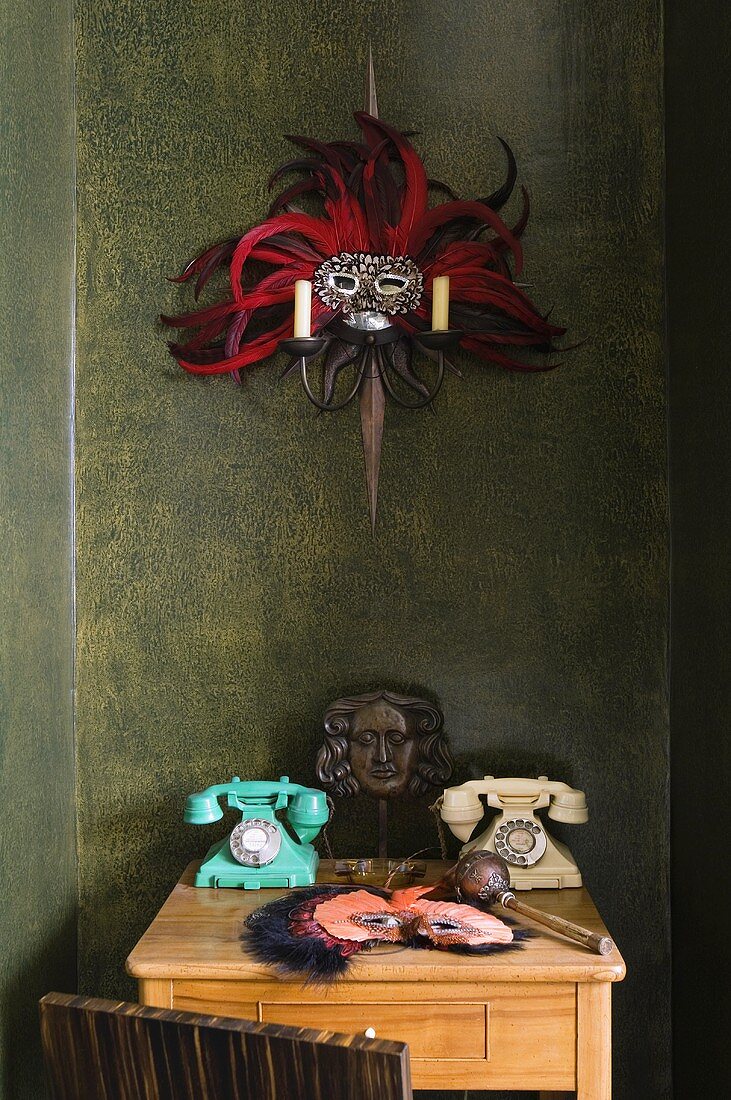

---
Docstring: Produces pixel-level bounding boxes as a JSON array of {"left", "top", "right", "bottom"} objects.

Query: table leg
[
  {"left": 576, "top": 983, "right": 611, "bottom": 1100},
  {"left": 138, "top": 978, "right": 172, "bottom": 1008}
]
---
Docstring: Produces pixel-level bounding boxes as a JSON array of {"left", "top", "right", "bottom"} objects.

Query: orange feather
[
  {"left": 314, "top": 890, "right": 407, "bottom": 943},
  {"left": 411, "top": 899, "right": 514, "bottom": 946}
]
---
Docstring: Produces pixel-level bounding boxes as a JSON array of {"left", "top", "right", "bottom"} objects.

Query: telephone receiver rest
[
  {"left": 440, "top": 787, "right": 484, "bottom": 842},
  {"left": 184, "top": 777, "right": 329, "bottom": 842},
  {"left": 287, "top": 789, "right": 329, "bottom": 843},
  {"left": 441, "top": 777, "right": 588, "bottom": 841},
  {"left": 546, "top": 789, "right": 589, "bottom": 825},
  {"left": 184, "top": 791, "right": 224, "bottom": 825}
]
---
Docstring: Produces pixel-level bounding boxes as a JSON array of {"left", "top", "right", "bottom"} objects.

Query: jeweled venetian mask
[{"left": 313, "top": 252, "right": 423, "bottom": 329}]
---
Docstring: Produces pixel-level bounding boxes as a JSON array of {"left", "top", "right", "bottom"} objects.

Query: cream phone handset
[{"left": 440, "top": 776, "right": 588, "bottom": 889}]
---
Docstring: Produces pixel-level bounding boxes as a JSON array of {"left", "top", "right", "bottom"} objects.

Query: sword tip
[{"left": 365, "top": 46, "right": 379, "bottom": 118}]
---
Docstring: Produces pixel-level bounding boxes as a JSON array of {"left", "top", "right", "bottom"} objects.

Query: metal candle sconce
[
  {"left": 163, "top": 52, "right": 565, "bottom": 530},
  {"left": 276, "top": 54, "right": 462, "bottom": 528},
  {"left": 279, "top": 307, "right": 460, "bottom": 531},
  {"left": 280, "top": 322, "right": 456, "bottom": 412}
]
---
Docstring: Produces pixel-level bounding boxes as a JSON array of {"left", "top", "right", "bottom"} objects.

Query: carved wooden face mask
[
  {"left": 345, "top": 702, "right": 418, "bottom": 799},
  {"left": 315, "top": 690, "right": 453, "bottom": 802}
]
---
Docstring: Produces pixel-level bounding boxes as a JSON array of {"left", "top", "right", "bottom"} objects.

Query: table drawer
[
  {"left": 168, "top": 979, "right": 576, "bottom": 1088},
  {"left": 260, "top": 1001, "right": 486, "bottom": 1060}
]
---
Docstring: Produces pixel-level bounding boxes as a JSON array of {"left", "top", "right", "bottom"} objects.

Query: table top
[{"left": 127, "top": 861, "right": 626, "bottom": 984}]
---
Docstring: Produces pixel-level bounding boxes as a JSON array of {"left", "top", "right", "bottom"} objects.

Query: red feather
[
  {"left": 160, "top": 299, "right": 237, "bottom": 329},
  {"left": 409, "top": 200, "right": 523, "bottom": 273},
  {"left": 175, "top": 320, "right": 291, "bottom": 375},
  {"left": 355, "top": 113, "right": 428, "bottom": 254},
  {"left": 361, "top": 138, "right": 390, "bottom": 250},
  {"left": 164, "top": 109, "right": 565, "bottom": 381},
  {"left": 229, "top": 214, "right": 338, "bottom": 302}
]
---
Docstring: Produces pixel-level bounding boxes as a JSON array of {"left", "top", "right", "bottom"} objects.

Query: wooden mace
[{"left": 447, "top": 850, "right": 614, "bottom": 956}]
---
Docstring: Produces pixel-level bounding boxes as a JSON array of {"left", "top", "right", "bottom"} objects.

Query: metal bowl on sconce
[
  {"left": 278, "top": 336, "right": 328, "bottom": 361},
  {"left": 416, "top": 329, "right": 463, "bottom": 352}
]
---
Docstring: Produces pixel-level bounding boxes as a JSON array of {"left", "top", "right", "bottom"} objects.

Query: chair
[{"left": 40, "top": 992, "right": 412, "bottom": 1100}]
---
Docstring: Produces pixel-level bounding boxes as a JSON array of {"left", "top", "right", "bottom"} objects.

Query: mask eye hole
[
  {"left": 328, "top": 272, "right": 359, "bottom": 295},
  {"left": 375, "top": 273, "right": 409, "bottom": 297}
]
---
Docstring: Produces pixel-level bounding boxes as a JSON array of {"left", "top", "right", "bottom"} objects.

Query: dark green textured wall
[
  {"left": 75, "top": 2, "right": 669, "bottom": 1096},
  {"left": 666, "top": 1, "right": 730, "bottom": 1093},
  {"left": 0, "top": 1, "right": 77, "bottom": 1098}
]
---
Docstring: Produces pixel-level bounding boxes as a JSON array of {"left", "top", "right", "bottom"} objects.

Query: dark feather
[
  {"left": 261, "top": 233, "right": 323, "bottom": 262},
  {"left": 284, "top": 134, "right": 346, "bottom": 173},
  {"left": 450, "top": 301, "right": 541, "bottom": 338},
  {"left": 168, "top": 237, "right": 239, "bottom": 285},
  {"left": 241, "top": 885, "right": 390, "bottom": 984},
  {"left": 354, "top": 113, "right": 428, "bottom": 253},
  {"left": 268, "top": 178, "right": 324, "bottom": 216},
  {"left": 477, "top": 138, "right": 517, "bottom": 212},
  {"left": 268, "top": 157, "right": 322, "bottom": 190},
  {"left": 194, "top": 240, "right": 237, "bottom": 300},
  {"left": 224, "top": 310, "right": 251, "bottom": 358},
  {"left": 279, "top": 356, "right": 301, "bottom": 380},
  {"left": 428, "top": 177, "right": 460, "bottom": 201}
]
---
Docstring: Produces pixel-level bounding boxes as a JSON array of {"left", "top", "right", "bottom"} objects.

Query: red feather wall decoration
[{"left": 162, "top": 56, "right": 566, "bottom": 528}]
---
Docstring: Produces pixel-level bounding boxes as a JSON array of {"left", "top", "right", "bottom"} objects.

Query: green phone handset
[{"left": 185, "top": 776, "right": 329, "bottom": 889}]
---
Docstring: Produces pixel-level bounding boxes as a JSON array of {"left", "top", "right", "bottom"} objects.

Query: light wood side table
[{"left": 127, "top": 861, "right": 625, "bottom": 1098}]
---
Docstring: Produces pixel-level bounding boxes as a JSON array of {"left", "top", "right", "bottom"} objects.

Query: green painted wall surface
[
  {"left": 75, "top": 2, "right": 669, "bottom": 1096},
  {"left": 666, "top": 2, "right": 730, "bottom": 1094},
  {"left": 0, "top": 1, "right": 77, "bottom": 1097}
]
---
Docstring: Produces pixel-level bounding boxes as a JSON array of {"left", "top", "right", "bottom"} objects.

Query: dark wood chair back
[{"left": 40, "top": 993, "right": 412, "bottom": 1100}]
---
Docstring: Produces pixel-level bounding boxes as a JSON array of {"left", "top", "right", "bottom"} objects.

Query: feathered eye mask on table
[
  {"left": 163, "top": 57, "right": 566, "bottom": 528},
  {"left": 242, "top": 882, "right": 526, "bottom": 982},
  {"left": 242, "top": 850, "right": 613, "bottom": 980}
]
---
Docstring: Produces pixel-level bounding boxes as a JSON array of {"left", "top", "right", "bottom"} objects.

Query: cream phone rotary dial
[
  {"left": 440, "top": 776, "right": 589, "bottom": 889},
  {"left": 493, "top": 817, "right": 547, "bottom": 866}
]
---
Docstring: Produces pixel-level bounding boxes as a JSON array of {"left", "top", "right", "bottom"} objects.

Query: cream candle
[
  {"left": 431, "top": 276, "right": 450, "bottom": 331},
  {"left": 293, "top": 279, "right": 312, "bottom": 338}
]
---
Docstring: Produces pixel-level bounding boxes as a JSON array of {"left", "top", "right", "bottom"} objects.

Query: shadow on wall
[{"left": 1, "top": 914, "right": 76, "bottom": 1100}]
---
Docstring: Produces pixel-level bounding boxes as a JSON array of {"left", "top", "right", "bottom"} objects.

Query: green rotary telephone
[{"left": 185, "top": 776, "right": 329, "bottom": 889}]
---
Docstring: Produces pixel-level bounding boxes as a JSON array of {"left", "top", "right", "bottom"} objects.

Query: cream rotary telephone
[{"left": 440, "top": 776, "right": 588, "bottom": 889}]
